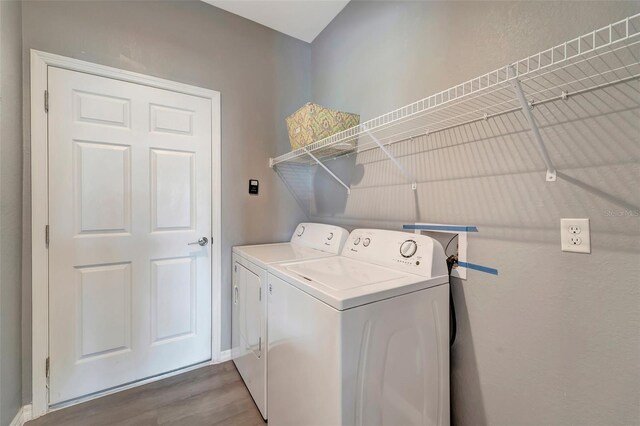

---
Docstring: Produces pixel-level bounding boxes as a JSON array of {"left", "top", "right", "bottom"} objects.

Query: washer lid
[
  {"left": 286, "top": 257, "right": 405, "bottom": 290},
  {"left": 270, "top": 257, "right": 448, "bottom": 310},
  {"left": 233, "top": 243, "right": 334, "bottom": 269}
]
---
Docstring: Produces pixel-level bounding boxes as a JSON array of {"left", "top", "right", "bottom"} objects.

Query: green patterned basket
[{"left": 286, "top": 102, "right": 360, "bottom": 151}]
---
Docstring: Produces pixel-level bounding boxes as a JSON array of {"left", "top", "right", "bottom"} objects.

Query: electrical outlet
[
  {"left": 568, "top": 225, "right": 581, "bottom": 234},
  {"left": 561, "top": 218, "right": 590, "bottom": 253}
]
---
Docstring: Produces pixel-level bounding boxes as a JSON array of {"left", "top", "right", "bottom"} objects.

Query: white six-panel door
[{"left": 48, "top": 67, "right": 212, "bottom": 404}]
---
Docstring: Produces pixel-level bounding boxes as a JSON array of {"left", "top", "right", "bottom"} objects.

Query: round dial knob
[
  {"left": 362, "top": 238, "right": 371, "bottom": 247},
  {"left": 353, "top": 237, "right": 361, "bottom": 245},
  {"left": 296, "top": 225, "right": 305, "bottom": 237},
  {"left": 400, "top": 240, "right": 418, "bottom": 258},
  {"left": 327, "top": 232, "right": 334, "bottom": 240}
]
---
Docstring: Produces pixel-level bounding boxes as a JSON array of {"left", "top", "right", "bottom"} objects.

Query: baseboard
[
  {"left": 9, "top": 405, "right": 33, "bottom": 426},
  {"left": 217, "top": 349, "right": 232, "bottom": 363}
]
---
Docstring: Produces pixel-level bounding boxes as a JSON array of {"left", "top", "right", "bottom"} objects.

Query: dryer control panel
[
  {"left": 343, "top": 229, "right": 447, "bottom": 278},
  {"left": 290, "top": 223, "right": 349, "bottom": 254}
]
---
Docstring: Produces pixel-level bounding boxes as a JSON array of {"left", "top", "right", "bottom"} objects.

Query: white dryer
[
  {"left": 267, "top": 229, "right": 450, "bottom": 426},
  {"left": 231, "top": 223, "right": 349, "bottom": 419}
]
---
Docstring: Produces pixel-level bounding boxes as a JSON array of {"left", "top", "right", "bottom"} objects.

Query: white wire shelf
[{"left": 270, "top": 13, "right": 640, "bottom": 180}]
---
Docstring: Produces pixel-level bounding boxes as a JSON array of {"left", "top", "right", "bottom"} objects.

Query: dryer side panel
[{"left": 267, "top": 273, "right": 342, "bottom": 426}]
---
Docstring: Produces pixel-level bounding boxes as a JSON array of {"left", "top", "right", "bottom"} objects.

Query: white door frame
[{"left": 30, "top": 50, "right": 223, "bottom": 418}]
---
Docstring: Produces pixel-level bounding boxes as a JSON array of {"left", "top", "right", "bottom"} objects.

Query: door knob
[{"left": 188, "top": 237, "right": 208, "bottom": 246}]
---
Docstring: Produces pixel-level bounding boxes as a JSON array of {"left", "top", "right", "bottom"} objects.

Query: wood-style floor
[{"left": 26, "top": 362, "right": 266, "bottom": 426}]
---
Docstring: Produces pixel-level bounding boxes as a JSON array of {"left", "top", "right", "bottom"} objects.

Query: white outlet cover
[{"left": 561, "top": 218, "right": 591, "bottom": 253}]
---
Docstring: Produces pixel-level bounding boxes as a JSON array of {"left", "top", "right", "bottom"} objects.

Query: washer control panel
[
  {"left": 343, "top": 229, "right": 447, "bottom": 277},
  {"left": 290, "top": 223, "right": 349, "bottom": 254},
  {"left": 400, "top": 240, "right": 418, "bottom": 258}
]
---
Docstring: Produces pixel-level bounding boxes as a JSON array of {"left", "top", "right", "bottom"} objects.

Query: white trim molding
[
  {"left": 9, "top": 405, "right": 33, "bottom": 426},
  {"left": 218, "top": 349, "right": 233, "bottom": 363},
  {"left": 30, "top": 49, "right": 223, "bottom": 418}
]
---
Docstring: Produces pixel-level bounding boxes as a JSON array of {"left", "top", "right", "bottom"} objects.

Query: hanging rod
[{"left": 363, "top": 126, "right": 418, "bottom": 190}]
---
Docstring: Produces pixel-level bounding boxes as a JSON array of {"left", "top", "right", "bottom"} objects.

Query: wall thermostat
[{"left": 249, "top": 179, "right": 259, "bottom": 195}]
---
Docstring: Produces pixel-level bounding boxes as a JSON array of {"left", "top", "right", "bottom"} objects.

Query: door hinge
[
  {"left": 44, "top": 90, "right": 49, "bottom": 113},
  {"left": 234, "top": 264, "right": 237, "bottom": 273},
  {"left": 45, "top": 357, "right": 50, "bottom": 379},
  {"left": 258, "top": 337, "right": 262, "bottom": 353},
  {"left": 259, "top": 286, "right": 262, "bottom": 301},
  {"left": 45, "top": 225, "right": 49, "bottom": 248}
]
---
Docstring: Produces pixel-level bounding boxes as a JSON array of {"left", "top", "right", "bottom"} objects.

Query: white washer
[
  {"left": 231, "top": 223, "right": 349, "bottom": 419},
  {"left": 267, "top": 229, "right": 450, "bottom": 426}
]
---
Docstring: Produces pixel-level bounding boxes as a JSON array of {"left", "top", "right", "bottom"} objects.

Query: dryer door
[
  {"left": 236, "top": 262, "right": 263, "bottom": 359},
  {"left": 231, "top": 261, "right": 241, "bottom": 359},
  {"left": 242, "top": 264, "right": 262, "bottom": 358},
  {"left": 232, "top": 257, "right": 267, "bottom": 419}
]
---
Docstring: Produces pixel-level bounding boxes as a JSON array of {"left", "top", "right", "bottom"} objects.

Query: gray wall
[
  {"left": 305, "top": 1, "right": 640, "bottom": 425},
  {"left": 0, "top": 0, "right": 24, "bottom": 425},
  {"left": 13, "top": 1, "right": 640, "bottom": 422},
  {"left": 20, "top": 0, "right": 309, "bottom": 403}
]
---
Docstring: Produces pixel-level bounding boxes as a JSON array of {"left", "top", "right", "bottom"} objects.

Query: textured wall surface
[
  {"left": 303, "top": 1, "right": 640, "bottom": 424},
  {"left": 0, "top": 0, "right": 24, "bottom": 424},
  {"left": 14, "top": 1, "right": 640, "bottom": 423},
  {"left": 20, "top": 0, "right": 310, "bottom": 402}
]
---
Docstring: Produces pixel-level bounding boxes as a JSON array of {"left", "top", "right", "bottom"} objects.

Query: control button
[
  {"left": 296, "top": 226, "right": 305, "bottom": 237},
  {"left": 353, "top": 237, "right": 361, "bottom": 245},
  {"left": 327, "top": 232, "right": 334, "bottom": 240},
  {"left": 362, "top": 238, "right": 371, "bottom": 247},
  {"left": 400, "top": 240, "right": 418, "bottom": 258}
]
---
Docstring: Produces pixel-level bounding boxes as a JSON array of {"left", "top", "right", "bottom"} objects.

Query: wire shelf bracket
[
  {"left": 509, "top": 66, "right": 558, "bottom": 182},
  {"left": 305, "top": 148, "right": 351, "bottom": 194},
  {"left": 363, "top": 127, "right": 418, "bottom": 190}
]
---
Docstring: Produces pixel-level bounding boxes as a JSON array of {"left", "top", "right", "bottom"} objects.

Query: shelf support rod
[
  {"left": 509, "top": 66, "right": 557, "bottom": 182},
  {"left": 304, "top": 148, "right": 351, "bottom": 194},
  {"left": 363, "top": 127, "right": 418, "bottom": 190}
]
